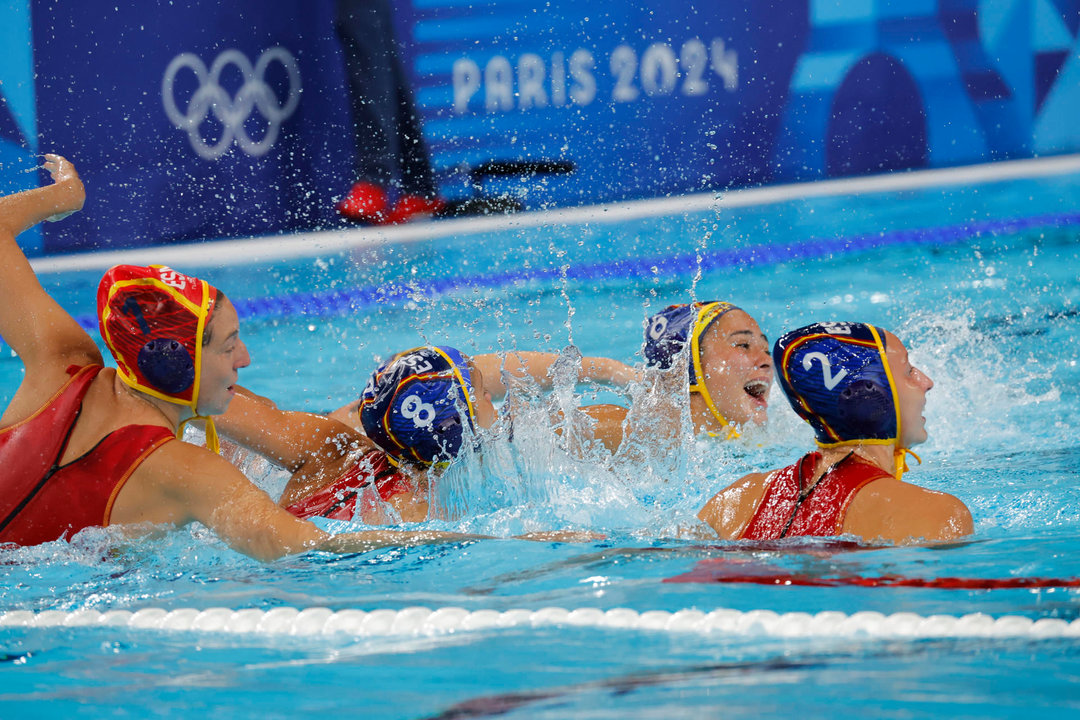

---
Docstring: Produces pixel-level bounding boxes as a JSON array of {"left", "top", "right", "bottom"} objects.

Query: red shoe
[
  {"left": 383, "top": 194, "right": 446, "bottom": 224},
  {"left": 336, "top": 182, "right": 388, "bottom": 223}
]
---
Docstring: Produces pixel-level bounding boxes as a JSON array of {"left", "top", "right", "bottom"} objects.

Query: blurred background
[{"left": 2, "top": 0, "right": 1077, "bottom": 256}]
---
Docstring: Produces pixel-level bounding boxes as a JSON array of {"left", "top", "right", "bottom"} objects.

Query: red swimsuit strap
[{"left": 739, "top": 452, "right": 891, "bottom": 540}]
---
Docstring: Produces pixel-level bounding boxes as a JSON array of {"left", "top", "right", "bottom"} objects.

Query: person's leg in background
[
  {"left": 380, "top": 29, "right": 443, "bottom": 224},
  {"left": 335, "top": 0, "right": 443, "bottom": 224}
]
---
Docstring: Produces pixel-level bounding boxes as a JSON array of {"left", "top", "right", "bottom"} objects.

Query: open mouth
[{"left": 743, "top": 379, "right": 770, "bottom": 401}]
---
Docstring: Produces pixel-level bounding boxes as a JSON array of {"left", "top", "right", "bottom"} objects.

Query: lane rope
[{"left": 2, "top": 606, "right": 1078, "bottom": 640}]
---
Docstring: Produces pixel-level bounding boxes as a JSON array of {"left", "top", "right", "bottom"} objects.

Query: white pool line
[
  {"left": 30, "top": 153, "right": 1080, "bottom": 274},
  {"left": 2, "top": 606, "right": 1078, "bottom": 640}
]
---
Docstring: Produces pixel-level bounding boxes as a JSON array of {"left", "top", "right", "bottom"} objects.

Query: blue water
[{"left": 3, "top": 170, "right": 1080, "bottom": 718}]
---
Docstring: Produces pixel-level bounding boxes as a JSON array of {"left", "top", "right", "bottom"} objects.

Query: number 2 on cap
[{"left": 803, "top": 352, "right": 848, "bottom": 390}]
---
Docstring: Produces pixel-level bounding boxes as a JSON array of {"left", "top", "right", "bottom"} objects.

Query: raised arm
[
  {"left": 0, "top": 154, "right": 98, "bottom": 369},
  {"left": 473, "top": 350, "right": 639, "bottom": 400}
]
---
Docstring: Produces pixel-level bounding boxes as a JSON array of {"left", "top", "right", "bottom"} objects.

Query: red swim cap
[{"left": 97, "top": 265, "right": 221, "bottom": 450}]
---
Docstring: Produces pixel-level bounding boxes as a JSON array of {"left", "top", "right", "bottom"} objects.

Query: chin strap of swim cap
[
  {"left": 383, "top": 447, "right": 452, "bottom": 472},
  {"left": 895, "top": 447, "right": 921, "bottom": 481},
  {"left": 694, "top": 372, "right": 740, "bottom": 440},
  {"left": 688, "top": 302, "right": 741, "bottom": 439},
  {"left": 175, "top": 415, "right": 222, "bottom": 455},
  {"left": 703, "top": 423, "right": 740, "bottom": 441}
]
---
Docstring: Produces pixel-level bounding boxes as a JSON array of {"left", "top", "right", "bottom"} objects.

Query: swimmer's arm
[
  {"left": 217, "top": 390, "right": 376, "bottom": 473},
  {"left": 579, "top": 404, "right": 628, "bottom": 453},
  {"left": 119, "top": 442, "right": 482, "bottom": 562},
  {"left": 697, "top": 472, "right": 770, "bottom": 540},
  {"left": 234, "top": 386, "right": 278, "bottom": 408},
  {"left": 381, "top": 491, "right": 429, "bottom": 524},
  {"left": 579, "top": 354, "right": 640, "bottom": 387},
  {"left": 0, "top": 154, "right": 98, "bottom": 367},
  {"left": 327, "top": 398, "right": 364, "bottom": 433},
  {"left": 473, "top": 351, "right": 638, "bottom": 400}
]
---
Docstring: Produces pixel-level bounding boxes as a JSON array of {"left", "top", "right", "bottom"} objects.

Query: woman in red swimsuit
[
  {"left": 698, "top": 321, "right": 973, "bottom": 544},
  {"left": 0, "top": 155, "right": 476, "bottom": 559}
]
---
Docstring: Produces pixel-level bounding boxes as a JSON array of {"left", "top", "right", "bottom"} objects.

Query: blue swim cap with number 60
[
  {"left": 773, "top": 322, "right": 900, "bottom": 446},
  {"left": 359, "top": 346, "right": 477, "bottom": 466}
]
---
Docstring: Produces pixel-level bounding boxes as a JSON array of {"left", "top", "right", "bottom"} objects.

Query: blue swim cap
[
  {"left": 773, "top": 322, "right": 900, "bottom": 446},
  {"left": 359, "top": 346, "right": 477, "bottom": 466},
  {"left": 643, "top": 301, "right": 741, "bottom": 435}
]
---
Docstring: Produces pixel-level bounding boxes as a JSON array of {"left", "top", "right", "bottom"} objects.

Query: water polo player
[
  {"left": 259, "top": 345, "right": 633, "bottom": 523},
  {"left": 221, "top": 347, "right": 485, "bottom": 524},
  {"left": 603, "top": 301, "right": 772, "bottom": 446},
  {"left": 0, "top": 155, "right": 477, "bottom": 558},
  {"left": 698, "top": 322, "right": 972, "bottom": 544}
]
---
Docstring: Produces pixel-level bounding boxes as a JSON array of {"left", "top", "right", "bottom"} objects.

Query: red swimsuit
[
  {"left": 0, "top": 366, "right": 175, "bottom": 546},
  {"left": 739, "top": 452, "right": 892, "bottom": 540},
  {"left": 285, "top": 449, "right": 416, "bottom": 522}
]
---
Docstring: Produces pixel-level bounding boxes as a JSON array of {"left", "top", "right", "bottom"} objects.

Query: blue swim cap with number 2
[
  {"left": 773, "top": 322, "right": 900, "bottom": 446},
  {"left": 359, "top": 346, "right": 477, "bottom": 466}
]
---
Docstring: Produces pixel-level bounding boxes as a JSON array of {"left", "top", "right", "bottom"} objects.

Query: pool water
[{"left": 2, "top": 166, "right": 1080, "bottom": 718}]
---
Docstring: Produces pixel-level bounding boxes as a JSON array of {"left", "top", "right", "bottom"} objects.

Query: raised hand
[{"left": 41, "top": 153, "right": 85, "bottom": 222}]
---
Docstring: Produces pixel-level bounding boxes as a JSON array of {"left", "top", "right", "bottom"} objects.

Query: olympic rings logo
[{"left": 162, "top": 47, "right": 301, "bottom": 160}]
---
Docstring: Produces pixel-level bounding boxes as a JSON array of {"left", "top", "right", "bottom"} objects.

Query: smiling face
[
  {"left": 883, "top": 331, "right": 934, "bottom": 448},
  {"left": 196, "top": 297, "right": 251, "bottom": 416},
  {"left": 695, "top": 309, "right": 772, "bottom": 429}
]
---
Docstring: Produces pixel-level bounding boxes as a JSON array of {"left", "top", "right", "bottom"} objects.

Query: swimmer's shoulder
[
  {"left": 57, "top": 367, "right": 180, "bottom": 466},
  {"left": 579, "top": 403, "right": 628, "bottom": 450},
  {"left": 1, "top": 351, "right": 105, "bottom": 424},
  {"left": 844, "top": 476, "right": 974, "bottom": 544},
  {"left": 698, "top": 470, "right": 773, "bottom": 540}
]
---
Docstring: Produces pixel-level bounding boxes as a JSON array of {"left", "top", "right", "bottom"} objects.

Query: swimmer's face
[
  {"left": 467, "top": 362, "right": 497, "bottom": 430},
  {"left": 696, "top": 310, "right": 772, "bottom": 427},
  {"left": 197, "top": 298, "right": 251, "bottom": 416},
  {"left": 884, "top": 331, "right": 934, "bottom": 448}
]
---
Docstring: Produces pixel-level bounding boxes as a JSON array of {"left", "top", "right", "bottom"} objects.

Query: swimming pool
[{"left": 3, "top": 159, "right": 1080, "bottom": 718}]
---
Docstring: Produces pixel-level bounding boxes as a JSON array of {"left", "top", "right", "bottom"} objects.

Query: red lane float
[{"left": 665, "top": 560, "right": 1080, "bottom": 589}]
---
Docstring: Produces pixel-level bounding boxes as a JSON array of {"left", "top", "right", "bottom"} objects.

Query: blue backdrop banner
[
  {"left": 19, "top": 0, "right": 354, "bottom": 255},
  {"left": 397, "top": 0, "right": 1080, "bottom": 206}
]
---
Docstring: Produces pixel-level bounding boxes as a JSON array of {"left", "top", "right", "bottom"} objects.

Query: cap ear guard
[
  {"left": 836, "top": 377, "right": 891, "bottom": 430},
  {"left": 137, "top": 338, "right": 195, "bottom": 395}
]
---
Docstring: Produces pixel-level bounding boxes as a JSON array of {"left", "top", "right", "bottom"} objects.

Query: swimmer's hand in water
[{"left": 41, "top": 153, "right": 85, "bottom": 222}]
